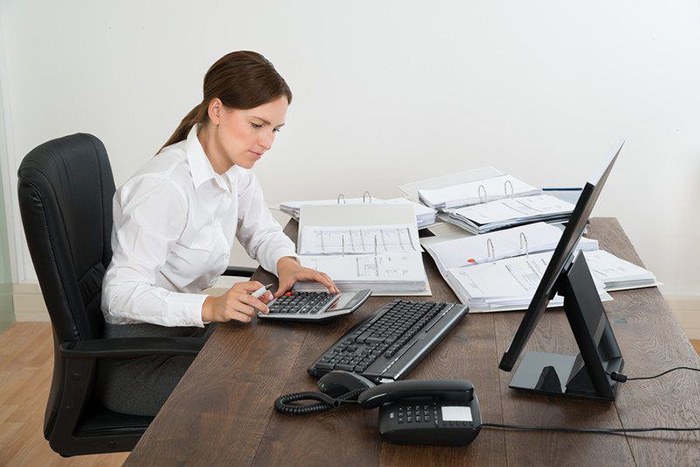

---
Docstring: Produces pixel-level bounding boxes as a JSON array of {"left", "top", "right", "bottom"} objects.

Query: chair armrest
[
  {"left": 223, "top": 266, "right": 256, "bottom": 277},
  {"left": 60, "top": 336, "right": 204, "bottom": 359}
]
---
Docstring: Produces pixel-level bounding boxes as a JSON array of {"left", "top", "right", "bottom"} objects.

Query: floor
[
  {"left": 0, "top": 322, "right": 698, "bottom": 466},
  {"left": 0, "top": 323, "right": 127, "bottom": 466}
]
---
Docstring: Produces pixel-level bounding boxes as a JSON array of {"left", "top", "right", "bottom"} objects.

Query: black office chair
[{"left": 17, "top": 133, "right": 255, "bottom": 457}]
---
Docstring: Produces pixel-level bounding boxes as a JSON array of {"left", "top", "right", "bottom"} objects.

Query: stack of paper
[
  {"left": 294, "top": 204, "right": 430, "bottom": 296},
  {"left": 418, "top": 174, "right": 541, "bottom": 209},
  {"left": 582, "top": 250, "right": 660, "bottom": 291},
  {"left": 280, "top": 197, "right": 437, "bottom": 229},
  {"left": 444, "top": 252, "right": 612, "bottom": 312},
  {"left": 441, "top": 194, "right": 575, "bottom": 234}
]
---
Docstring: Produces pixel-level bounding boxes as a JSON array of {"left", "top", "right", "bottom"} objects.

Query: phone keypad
[{"left": 396, "top": 403, "right": 436, "bottom": 425}]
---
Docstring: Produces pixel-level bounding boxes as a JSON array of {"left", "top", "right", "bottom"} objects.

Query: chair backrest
[{"left": 18, "top": 133, "right": 115, "bottom": 343}]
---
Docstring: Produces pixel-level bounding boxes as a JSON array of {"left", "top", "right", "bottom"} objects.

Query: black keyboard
[
  {"left": 257, "top": 290, "right": 372, "bottom": 322},
  {"left": 308, "top": 300, "right": 469, "bottom": 382}
]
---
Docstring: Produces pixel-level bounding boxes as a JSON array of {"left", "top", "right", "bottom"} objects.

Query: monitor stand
[{"left": 508, "top": 253, "right": 625, "bottom": 401}]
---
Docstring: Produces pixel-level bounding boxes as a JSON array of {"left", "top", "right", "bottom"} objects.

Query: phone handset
[{"left": 357, "top": 379, "right": 474, "bottom": 408}]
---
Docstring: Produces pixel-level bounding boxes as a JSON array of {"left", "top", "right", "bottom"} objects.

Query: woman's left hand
[{"left": 275, "top": 256, "right": 339, "bottom": 298}]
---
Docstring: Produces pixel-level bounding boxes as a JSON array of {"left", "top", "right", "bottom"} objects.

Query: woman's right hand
[{"left": 201, "top": 281, "right": 273, "bottom": 324}]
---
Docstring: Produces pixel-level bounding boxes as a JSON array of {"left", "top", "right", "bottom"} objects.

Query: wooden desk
[{"left": 126, "top": 218, "right": 700, "bottom": 466}]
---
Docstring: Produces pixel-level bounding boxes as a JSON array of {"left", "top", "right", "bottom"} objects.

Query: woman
[{"left": 98, "top": 51, "right": 337, "bottom": 416}]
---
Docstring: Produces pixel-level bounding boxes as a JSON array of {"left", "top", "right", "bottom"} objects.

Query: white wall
[{"left": 2, "top": 0, "right": 699, "bottom": 298}]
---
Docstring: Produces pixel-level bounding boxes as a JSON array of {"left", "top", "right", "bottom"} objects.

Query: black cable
[
  {"left": 274, "top": 388, "right": 365, "bottom": 415},
  {"left": 482, "top": 423, "right": 700, "bottom": 434},
  {"left": 608, "top": 366, "right": 700, "bottom": 383}
]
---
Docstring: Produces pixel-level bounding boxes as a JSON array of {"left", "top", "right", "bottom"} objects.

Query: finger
[
  {"left": 274, "top": 281, "right": 293, "bottom": 298},
  {"left": 229, "top": 301, "right": 256, "bottom": 318},
  {"left": 304, "top": 270, "right": 336, "bottom": 293},
  {"left": 229, "top": 310, "right": 253, "bottom": 324},
  {"left": 318, "top": 272, "right": 339, "bottom": 293},
  {"left": 239, "top": 294, "right": 269, "bottom": 314}
]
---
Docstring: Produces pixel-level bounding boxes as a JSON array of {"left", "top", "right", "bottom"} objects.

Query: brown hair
[{"left": 160, "top": 51, "right": 292, "bottom": 151}]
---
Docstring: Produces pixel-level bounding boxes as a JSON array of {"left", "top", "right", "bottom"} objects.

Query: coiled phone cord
[{"left": 274, "top": 387, "right": 366, "bottom": 415}]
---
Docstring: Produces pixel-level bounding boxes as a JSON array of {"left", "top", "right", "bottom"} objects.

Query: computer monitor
[{"left": 498, "top": 140, "right": 626, "bottom": 401}]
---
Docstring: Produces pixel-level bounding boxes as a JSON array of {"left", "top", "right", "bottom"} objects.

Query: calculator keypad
[{"left": 268, "top": 292, "right": 338, "bottom": 315}]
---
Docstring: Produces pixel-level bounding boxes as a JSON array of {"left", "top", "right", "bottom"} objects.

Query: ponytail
[{"left": 159, "top": 102, "right": 208, "bottom": 152}]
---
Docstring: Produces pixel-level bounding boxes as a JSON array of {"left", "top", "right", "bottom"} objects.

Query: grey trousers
[{"left": 96, "top": 322, "right": 213, "bottom": 417}]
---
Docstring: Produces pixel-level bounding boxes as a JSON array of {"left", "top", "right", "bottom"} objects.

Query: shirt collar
[{"left": 185, "top": 125, "right": 237, "bottom": 191}]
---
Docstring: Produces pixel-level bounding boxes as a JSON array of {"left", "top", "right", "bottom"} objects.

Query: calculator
[{"left": 257, "top": 290, "right": 372, "bottom": 322}]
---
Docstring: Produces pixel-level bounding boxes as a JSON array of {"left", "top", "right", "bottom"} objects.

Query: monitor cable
[
  {"left": 481, "top": 423, "right": 700, "bottom": 434},
  {"left": 607, "top": 366, "right": 700, "bottom": 383},
  {"left": 485, "top": 365, "right": 700, "bottom": 435}
]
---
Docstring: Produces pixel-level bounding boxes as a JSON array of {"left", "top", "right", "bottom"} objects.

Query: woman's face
[{"left": 207, "top": 96, "right": 288, "bottom": 171}]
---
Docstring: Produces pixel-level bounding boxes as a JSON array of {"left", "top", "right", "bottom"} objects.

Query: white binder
[{"left": 295, "top": 203, "right": 430, "bottom": 296}]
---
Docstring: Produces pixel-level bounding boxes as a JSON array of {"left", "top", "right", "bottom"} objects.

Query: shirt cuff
[
  {"left": 165, "top": 292, "right": 208, "bottom": 328},
  {"left": 270, "top": 249, "right": 299, "bottom": 276}
]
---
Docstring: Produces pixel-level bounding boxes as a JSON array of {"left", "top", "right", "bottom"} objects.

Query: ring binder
[
  {"left": 363, "top": 191, "right": 372, "bottom": 203},
  {"left": 337, "top": 194, "right": 347, "bottom": 204},
  {"left": 416, "top": 171, "right": 542, "bottom": 210},
  {"left": 519, "top": 232, "right": 529, "bottom": 257},
  {"left": 486, "top": 238, "right": 496, "bottom": 264},
  {"left": 478, "top": 185, "right": 488, "bottom": 204},
  {"left": 295, "top": 204, "right": 429, "bottom": 296},
  {"left": 374, "top": 236, "right": 379, "bottom": 275},
  {"left": 504, "top": 180, "right": 514, "bottom": 198}
]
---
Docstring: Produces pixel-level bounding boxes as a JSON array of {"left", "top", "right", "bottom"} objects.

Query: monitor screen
[{"left": 499, "top": 141, "right": 625, "bottom": 372}]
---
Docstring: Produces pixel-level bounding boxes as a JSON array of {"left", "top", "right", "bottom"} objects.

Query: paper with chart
[
  {"left": 299, "top": 252, "right": 426, "bottom": 282},
  {"left": 295, "top": 251, "right": 429, "bottom": 295},
  {"left": 298, "top": 224, "right": 420, "bottom": 255}
]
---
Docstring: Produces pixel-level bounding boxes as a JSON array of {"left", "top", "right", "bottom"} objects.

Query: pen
[{"left": 251, "top": 283, "right": 273, "bottom": 298}]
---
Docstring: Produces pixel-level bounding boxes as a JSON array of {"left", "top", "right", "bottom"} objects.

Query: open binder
[
  {"left": 400, "top": 167, "right": 575, "bottom": 235},
  {"left": 294, "top": 204, "right": 431, "bottom": 296},
  {"left": 421, "top": 223, "right": 658, "bottom": 312}
]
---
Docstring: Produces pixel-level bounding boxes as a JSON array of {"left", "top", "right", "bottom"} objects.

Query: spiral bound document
[{"left": 294, "top": 203, "right": 431, "bottom": 296}]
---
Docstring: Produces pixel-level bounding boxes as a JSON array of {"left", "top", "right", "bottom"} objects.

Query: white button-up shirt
[{"left": 101, "top": 125, "right": 296, "bottom": 327}]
